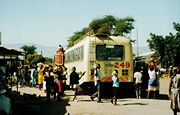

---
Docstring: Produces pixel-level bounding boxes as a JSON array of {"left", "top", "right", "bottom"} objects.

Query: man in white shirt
[
  {"left": 134, "top": 68, "right": 143, "bottom": 99},
  {"left": 90, "top": 63, "right": 101, "bottom": 102}
]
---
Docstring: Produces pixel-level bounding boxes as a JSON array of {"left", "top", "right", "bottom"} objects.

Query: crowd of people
[
  {"left": 9, "top": 63, "right": 68, "bottom": 102},
  {"left": 134, "top": 59, "right": 180, "bottom": 115},
  {"left": 0, "top": 59, "right": 179, "bottom": 114}
]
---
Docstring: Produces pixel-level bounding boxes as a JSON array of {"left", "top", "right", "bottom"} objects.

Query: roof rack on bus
[
  {"left": 95, "top": 34, "right": 109, "bottom": 38},
  {"left": 73, "top": 30, "right": 113, "bottom": 45},
  {"left": 74, "top": 30, "right": 95, "bottom": 45}
]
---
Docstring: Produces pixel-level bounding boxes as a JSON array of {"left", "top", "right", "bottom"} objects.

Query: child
[{"left": 110, "top": 70, "right": 119, "bottom": 105}]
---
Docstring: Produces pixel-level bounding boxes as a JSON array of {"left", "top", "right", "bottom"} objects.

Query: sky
[{"left": 0, "top": 0, "right": 179, "bottom": 48}]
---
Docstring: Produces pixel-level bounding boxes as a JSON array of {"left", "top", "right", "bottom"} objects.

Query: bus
[{"left": 64, "top": 35, "right": 134, "bottom": 97}]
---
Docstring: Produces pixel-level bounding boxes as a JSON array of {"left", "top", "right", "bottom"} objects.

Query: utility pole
[
  {"left": 0, "top": 32, "right": 1, "bottom": 45},
  {"left": 41, "top": 50, "right": 43, "bottom": 56},
  {"left": 136, "top": 28, "right": 139, "bottom": 57}
]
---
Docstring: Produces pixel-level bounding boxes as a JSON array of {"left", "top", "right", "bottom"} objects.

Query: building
[{"left": 138, "top": 51, "right": 155, "bottom": 63}]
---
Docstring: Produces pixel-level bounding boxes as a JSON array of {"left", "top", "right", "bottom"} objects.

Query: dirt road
[{"left": 12, "top": 78, "right": 179, "bottom": 115}]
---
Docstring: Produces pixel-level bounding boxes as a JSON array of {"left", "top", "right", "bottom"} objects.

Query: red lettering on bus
[
  {"left": 126, "top": 62, "right": 130, "bottom": 68},
  {"left": 114, "top": 62, "right": 130, "bottom": 68},
  {"left": 119, "top": 62, "right": 125, "bottom": 68},
  {"left": 114, "top": 62, "right": 119, "bottom": 68}
]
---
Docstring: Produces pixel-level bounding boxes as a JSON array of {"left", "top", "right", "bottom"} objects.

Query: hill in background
[
  {"left": 3, "top": 43, "right": 150, "bottom": 58},
  {"left": 133, "top": 46, "right": 150, "bottom": 56},
  {"left": 3, "top": 43, "right": 58, "bottom": 58}
]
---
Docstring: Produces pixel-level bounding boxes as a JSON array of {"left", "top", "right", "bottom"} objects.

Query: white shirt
[
  {"left": 134, "top": 72, "right": 142, "bottom": 84},
  {"left": 148, "top": 70, "right": 156, "bottom": 79}
]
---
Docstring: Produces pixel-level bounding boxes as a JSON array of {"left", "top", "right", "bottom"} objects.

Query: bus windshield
[{"left": 96, "top": 45, "right": 124, "bottom": 61}]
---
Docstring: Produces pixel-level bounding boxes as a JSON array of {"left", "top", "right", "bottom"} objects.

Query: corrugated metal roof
[
  {"left": 0, "top": 45, "right": 24, "bottom": 56},
  {"left": 139, "top": 51, "right": 155, "bottom": 57}
]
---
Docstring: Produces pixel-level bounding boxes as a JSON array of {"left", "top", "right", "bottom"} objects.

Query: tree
[
  {"left": 44, "top": 57, "right": 52, "bottom": 64},
  {"left": 89, "top": 15, "right": 116, "bottom": 35},
  {"left": 147, "top": 34, "right": 165, "bottom": 66},
  {"left": 20, "top": 44, "right": 52, "bottom": 65},
  {"left": 114, "top": 17, "right": 135, "bottom": 36},
  {"left": 173, "top": 22, "right": 180, "bottom": 66},
  {"left": 27, "top": 54, "right": 45, "bottom": 65},
  {"left": 147, "top": 22, "right": 180, "bottom": 67},
  {"left": 67, "top": 28, "right": 88, "bottom": 47},
  {"left": 67, "top": 15, "right": 135, "bottom": 47},
  {"left": 21, "top": 45, "right": 37, "bottom": 59}
]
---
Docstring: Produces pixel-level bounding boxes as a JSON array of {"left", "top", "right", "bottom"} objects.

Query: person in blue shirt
[{"left": 110, "top": 70, "right": 119, "bottom": 105}]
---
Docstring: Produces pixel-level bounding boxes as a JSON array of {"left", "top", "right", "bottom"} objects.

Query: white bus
[{"left": 64, "top": 35, "right": 134, "bottom": 97}]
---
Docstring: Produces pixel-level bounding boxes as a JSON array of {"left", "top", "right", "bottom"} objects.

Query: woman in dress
[
  {"left": 169, "top": 67, "right": 180, "bottom": 115},
  {"left": 38, "top": 65, "right": 44, "bottom": 90},
  {"left": 147, "top": 67, "right": 158, "bottom": 98}
]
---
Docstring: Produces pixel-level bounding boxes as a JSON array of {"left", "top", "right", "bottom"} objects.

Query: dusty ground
[{"left": 11, "top": 78, "right": 180, "bottom": 115}]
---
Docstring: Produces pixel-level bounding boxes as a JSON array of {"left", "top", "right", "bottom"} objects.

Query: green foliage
[
  {"left": 44, "top": 57, "right": 52, "bottom": 64},
  {"left": 67, "top": 28, "right": 88, "bottom": 47},
  {"left": 89, "top": 15, "right": 116, "bottom": 35},
  {"left": 21, "top": 44, "right": 52, "bottom": 65},
  {"left": 147, "top": 22, "right": 180, "bottom": 67},
  {"left": 173, "top": 22, "right": 180, "bottom": 66},
  {"left": 20, "top": 45, "right": 37, "bottom": 59},
  {"left": 26, "top": 54, "right": 45, "bottom": 65},
  {"left": 173, "top": 22, "right": 180, "bottom": 32},
  {"left": 114, "top": 17, "right": 135, "bottom": 36},
  {"left": 67, "top": 15, "right": 135, "bottom": 47}
]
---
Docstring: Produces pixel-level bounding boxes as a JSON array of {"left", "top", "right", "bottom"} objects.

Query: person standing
[
  {"left": 62, "top": 67, "right": 67, "bottom": 96},
  {"left": 30, "top": 65, "right": 38, "bottom": 87},
  {"left": 134, "top": 67, "right": 143, "bottom": 99},
  {"left": 19, "top": 65, "right": 25, "bottom": 87},
  {"left": 141, "top": 62, "right": 149, "bottom": 98},
  {"left": 54, "top": 68, "right": 63, "bottom": 102},
  {"left": 44, "top": 66, "right": 54, "bottom": 102},
  {"left": 24, "top": 65, "right": 30, "bottom": 86},
  {"left": 90, "top": 63, "right": 101, "bottom": 102},
  {"left": 110, "top": 70, "right": 119, "bottom": 105},
  {"left": 169, "top": 66, "right": 173, "bottom": 78},
  {"left": 147, "top": 67, "right": 158, "bottom": 99},
  {"left": 38, "top": 65, "right": 44, "bottom": 90},
  {"left": 169, "top": 67, "right": 180, "bottom": 115},
  {"left": 43, "top": 65, "right": 49, "bottom": 92},
  {"left": 70, "top": 67, "right": 85, "bottom": 101}
]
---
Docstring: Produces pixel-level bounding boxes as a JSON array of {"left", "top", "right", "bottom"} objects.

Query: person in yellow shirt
[{"left": 38, "top": 65, "right": 44, "bottom": 90}]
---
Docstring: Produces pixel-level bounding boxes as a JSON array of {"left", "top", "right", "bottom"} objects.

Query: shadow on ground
[
  {"left": 37, "top": 98, "right": 70, "bottom": 115},
  {"left": 123, "top": 102, "right": 148, "bottom": 106},
  {"left": 156, "top": 94, "right": 169, "bottom": 100},
  {"left": 10, "top": 91, "right": 70, "bottom": 115}
]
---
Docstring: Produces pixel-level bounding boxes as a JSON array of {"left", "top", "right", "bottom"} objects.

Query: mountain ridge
[
  {"left": 3, "top": 43, "right": 58, "bottom": 58},
  {"left": 3, "top": 43, "right": 150, "bottom": 58}
]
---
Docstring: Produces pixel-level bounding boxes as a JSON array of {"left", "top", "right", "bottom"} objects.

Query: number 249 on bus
[{"left": 114, "top": 62, "right": 130, "bottom": 68}]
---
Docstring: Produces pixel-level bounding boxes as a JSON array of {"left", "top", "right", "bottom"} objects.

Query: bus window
[
  {"left": 122, "top": 69, "right": 128, "bottom": 76},
  {"left": 96, "top": 45, "right": 124, "bottom": 61}
]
